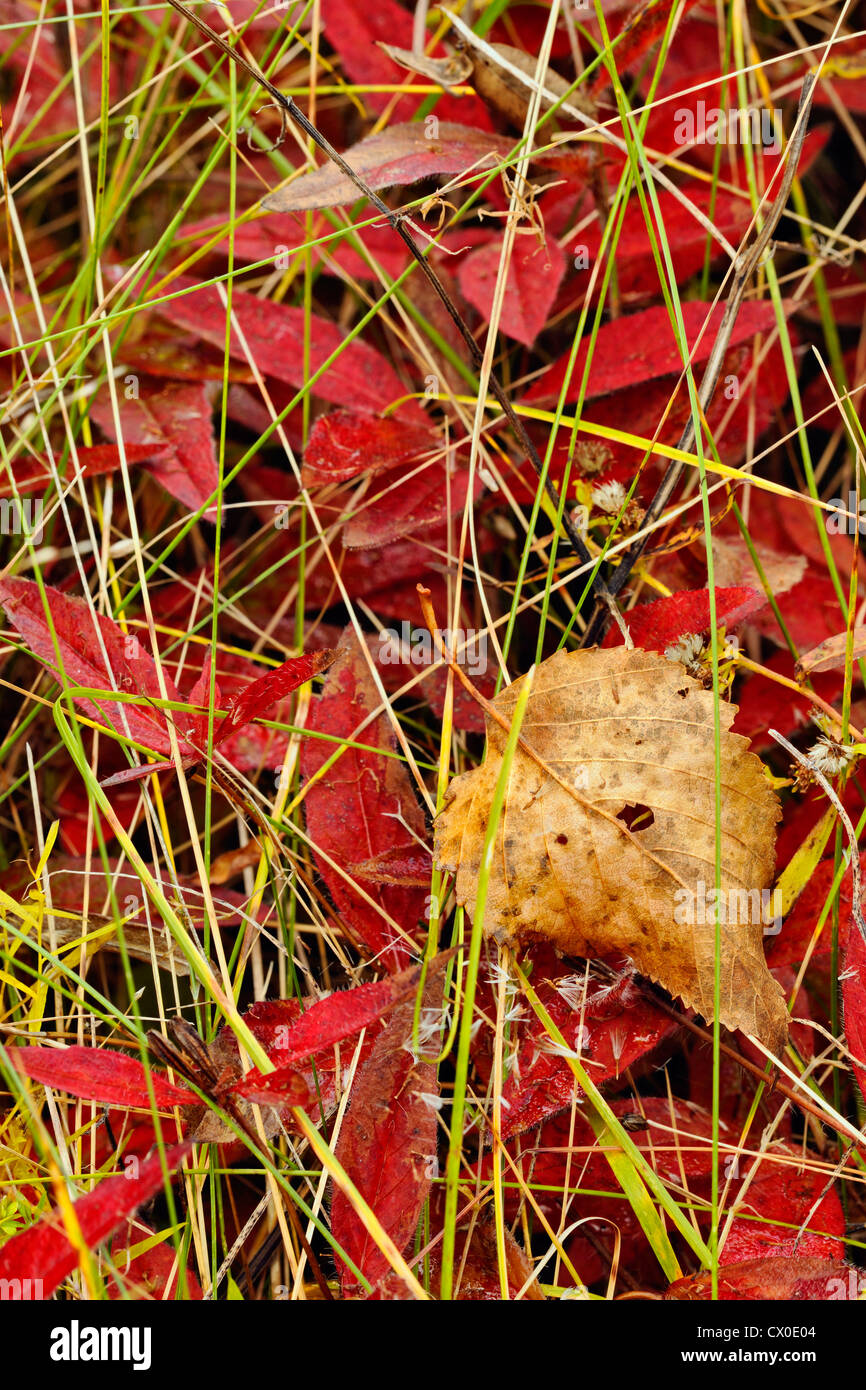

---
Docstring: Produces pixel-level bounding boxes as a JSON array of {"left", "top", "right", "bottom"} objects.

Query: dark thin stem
[
  {"left": 163, "top": 0, "right": 617, "bottom": 620},
  {"left": 580, "top": 74, "right": 816, "bottom": 648}
]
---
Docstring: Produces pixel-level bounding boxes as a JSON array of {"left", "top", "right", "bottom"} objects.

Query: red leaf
[
  {"left": 0, "top": 444, "right": 172, "bottom": 499},
  {"left": 766, "top": 856, "right": 856, "bottom": 969},
  {"left": 574, "top": 183, "right": 752, "bottom": 304},
  {"left": 843, "top": 923, "right": 866, "bottom": 1107},
  {"left": 0, "top": 577, "right": 183, "bottom": 754},
  {"left": 153, "top": 275, "right": 423, "bottom": 421},
  {"left": 10, "top": 1046, "right": 197, "bottom": 1109},
  {"left": 473, "top": 946, "right": 676, "bottom": 1138},
  {"left": 302, "top": 411, "right": 439, "bottom": 486},
  {"left": 214, "top": 649, "right": 336, "bottom": 745},
  {"left": 801, "top": 262, "right": 866, "bottom": 329},
  {"left": 413, "top": 1192, "right": 541, "bottom": 1300},
  {"left": 181, "top": 213, "right": 411, "bottom": 284},
  {"left": 262, "top": 123, "right": 511, "bottom": 214},
  {"left": 347, "top": 845, "right": 433, "bottom": 887},
  {"left": 666, "top": 1256, "right": 864, "bottom": 1301},
  {"left": 507, "top": 1097, "right": 843, "bottom": 1283},
  {"left": 342, "top": 457, "right": 480, "bottom": 550},
  {"left": 524, "top": 300, "right": 780, "bottom": 407},
  {"left": 591, "top": 0, "right": 703, "bottom": 94},
  {"left": 802, "top": 347, "right": 865, "bottom": 430},
  {"left": 108, "top": 1226, "right": 203, "bottom": 1300},
  {"left": 233, "top": 958, "right": 436, "bottom": 1101},
  {"left": 89, "top": 379, "right": 219, "bottom": 515},
  {"left": 752, "top": 571, "right": 847, "bottom": 651},
  {"left": 0, "top": 1143, "right": 190, "bottom": 1299},
  {"left": 99, "top": 646, "right": 328, "bottom": 787},
  {"left": 239, "top": 998, "right": 382, "bottom": 1126},
  {"left": 300, "top": 630, "right": 429, "bottom": 972},
  {"left": 316, "top": 0, "right": 491, "bottom": 127},
  {"left": 733, "top": 649, "right": 845, "bottom": 752},
  {"left": 330, "top": 965, "right": 443, "bottom": 1296},
  {"left": 53, "top": 779, "right": 141, "bottom": 856},
  {"left": 458, "top": 233, "right": 568, "bottom": 346},
  {"left": 603, "top": 586, "right": 765, "bottom": 652}
]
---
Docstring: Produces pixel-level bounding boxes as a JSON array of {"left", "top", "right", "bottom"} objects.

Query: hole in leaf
[{"left": 616, "top": 802, "right": 655, "bottom": 833}]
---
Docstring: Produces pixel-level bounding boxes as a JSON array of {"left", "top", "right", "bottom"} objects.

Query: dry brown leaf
[
  {"left": 468, "top": 41, "right": 593, "bottom": 129},
  {"left": 261, "top": 123, "right": 512, "bottom": 214},
  {"left": 708, "top": 534, "right": 807, "bottom": 599},
  {"left": 378, "top": 43, "right": 474, "bottom": 89},
  {"left": 795, "top": 626, "right": 866, "bottom": 679},
  {"left": 434, "top": 647, "right": 787, "bottom": 1054}
]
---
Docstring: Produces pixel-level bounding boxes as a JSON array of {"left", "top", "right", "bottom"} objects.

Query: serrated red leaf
[
  {"left": 330, "top": 964, "right": 443, "bottom": 1296},
  {"left": 0, "top": 1143, "right": 190, "bottom": 1299},
  {"left": 842, "top": 924, "right": 866, "bottom": 1107},
  {"left": 300, "top": 630, "right": 429, "bottom": 972},
  {"left": 458, "top": 232, "right": 568, "bottom": 346},
  {"left": 214, "top": 649, "right": 335, "bottom": 744},
  {"left": 89, "top": 378, "right": 219, "bottom": 514},
  {"left": 10, "top": 1046, "right": 197, "bottom": 1109},
  {"left": 603, "top": 586, "right": 765, "bottom": 652},
  {"left": 0, "top": 577, "right": 183, "bottom": 754},
  {"left": 233, "top": 958, "right": 433, "bottom": 1101}
]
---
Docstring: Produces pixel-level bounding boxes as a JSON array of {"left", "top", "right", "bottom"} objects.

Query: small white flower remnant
[
  {"left": 415, "top": 1091, "right": 444, "bottom": 1112},
  {"left": 591, "top": 480, "right": 628, "bottom": 516},
  {"left": 664, "top": 632, "right": 706, "bottom": 675},
  {"left": 806, "top": 733, "right": 858, "bottom": 778},
  {"left": 553, "top": 973, "right": 589, "bottom": 1013},
  {"left": 536, "top": 1023, "right": 591, "bottom": 1060},
  {"left": 573, "top": 440, "right": 612, "bottom": 476},
  {"left": 485, "top": 958, "right": 516, "bottom": 992},
  {"left": 401, "top": 1005, "right": 448, "bottom": 1060}
]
